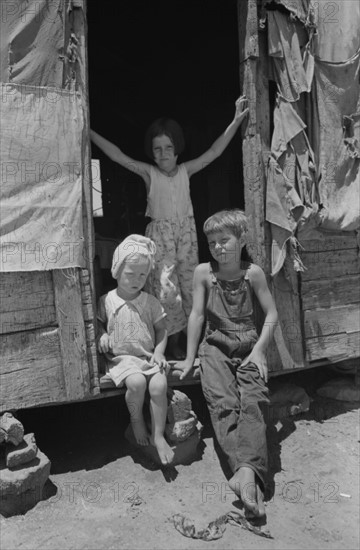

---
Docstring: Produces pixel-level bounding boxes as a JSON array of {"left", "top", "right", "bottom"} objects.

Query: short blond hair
[{"left": 203, "top": 209, "right": 248, "bottom": 239}]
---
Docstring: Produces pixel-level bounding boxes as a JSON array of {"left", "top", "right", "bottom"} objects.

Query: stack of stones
[
  {"left": 0, "top": 412, "right": 51, "bottom": 517},
  {"left": 165, "top": 388, "right": 202, "bottom": 447},
  {"left": 126, "top": 388, "right": 203, "bottom": 466}
]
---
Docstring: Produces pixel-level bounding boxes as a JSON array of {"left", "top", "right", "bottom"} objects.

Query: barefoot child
[
  {"left": 178, "top": 210, "right": 278, "bottom": 518},
  {"left": 97, "top": 234, "right": 174, "bottom": 465},
  {"left": 91, "top": 96, "right": 249, "bottom": 359}
]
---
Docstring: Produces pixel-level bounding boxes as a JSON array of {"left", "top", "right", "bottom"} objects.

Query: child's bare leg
[
  {"left": 167, "top": 332, "right": 185, "bottom": 360},
  {"left": 148, "top": 372, "right": 174, "bottom": 465},
  {"left": 125, "top": 373, "right": 149, "bottom": 446},
  {"left": 229, "top": 466, "right": 265, "bottom": 518}
]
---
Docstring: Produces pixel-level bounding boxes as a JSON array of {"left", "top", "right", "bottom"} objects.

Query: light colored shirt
[{"left": 98, "top": 289, "right": 166, "bottom": 357}]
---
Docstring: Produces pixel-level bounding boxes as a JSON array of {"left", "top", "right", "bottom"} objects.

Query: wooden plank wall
[
  {"left": 299, "top": 231, "right": 360, "bottom": 364},
  {"left": 0, "top": 269, "right": 98, "bottom": 412},
  {"left": 80, "top": 268, "right": 100, "bottom": 395},
  {"left": 238, "top": 0, "right": 268, "bottom": 268},
  {"left": 0, "top": 1, "right": 100, "bottom": 412},
  {"left": 68, "top": 0, "right": 100, "bottom": 394}
]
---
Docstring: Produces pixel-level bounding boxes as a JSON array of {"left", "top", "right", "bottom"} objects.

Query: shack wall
[
  {"left": 299, "top": 230, "right": 360, "bottom": 364},
  {"left": 239, "top": 0, "right": 360, "bottom": 373},
  {"left": 0, "top": 0, "right": 99, "bottom": 412}
]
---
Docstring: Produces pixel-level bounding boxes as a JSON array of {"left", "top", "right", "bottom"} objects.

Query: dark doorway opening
[{"left": 87, "top": 0, "right": 244, "bottom": 294}]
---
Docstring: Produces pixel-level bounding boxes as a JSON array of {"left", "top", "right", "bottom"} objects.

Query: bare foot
[
  {"left": 229, "top": 466, "right": 264, "bottom": 518},
  {"left": 151, "top": 436, "right": 174, "bottom": 465},
  {"left": 131, "top": 418, "right": 149, "bottom": 446}
]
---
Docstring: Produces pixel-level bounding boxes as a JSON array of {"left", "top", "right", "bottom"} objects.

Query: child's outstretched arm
[
  {"left": 178, "top": 264, "right": 207, "bottom": 380},
  {"left": 90, "top": 130, "right": 151, "bottom": 188},
  {"left": 243, "top": 264, "right": 278, "bottom": 382},
  {"left": 184, "top": 96, "right": 249, "bottom": 178}
]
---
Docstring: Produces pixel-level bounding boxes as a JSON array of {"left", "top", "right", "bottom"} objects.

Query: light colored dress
[
  {"left": 98, "top": 289, "right": 166, "bottom": 387},
  {"left": 145, "top": 164, "right": 199, "bottom": 335}
]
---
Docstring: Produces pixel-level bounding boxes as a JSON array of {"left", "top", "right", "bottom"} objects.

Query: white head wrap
[{"left": 111, "top": 234, "right": 157, "bottom": 280}]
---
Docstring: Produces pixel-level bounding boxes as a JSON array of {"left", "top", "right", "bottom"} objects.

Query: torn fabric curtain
[
  {"left": 266, "top": 0, "right": 360, "bottom": 276},
  {"left": 343, "top": 112, "right": 360, "bottom": 160},
  {"left": 312, "top": 0, "right": 360, "bottom": 63},
  {"left": 266, "top": 99, "right": 317, "bottom": 275},
  {"left": 0, "top": 83, "right": 86, "bottom": 271},
  {"left": 263, "top": 0, "right": 310, "bottom": 24},
  {"left": 314, "top": 52, "right": 360, "bottom": 231},
  {"left": 0, "top": 0, "right": 65, "bottom": 87},
  {"left": 267, "top": 10, "right": 314, "bottom": 102}
]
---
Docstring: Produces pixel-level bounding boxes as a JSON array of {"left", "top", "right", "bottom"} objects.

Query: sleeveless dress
[{"left": 145, "top": 164, "right": 198, "bottom": 335}]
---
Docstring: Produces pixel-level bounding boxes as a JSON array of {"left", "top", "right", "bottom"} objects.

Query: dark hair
[{"left": 144, "top": 118, "right": 185, "bottom": 159}]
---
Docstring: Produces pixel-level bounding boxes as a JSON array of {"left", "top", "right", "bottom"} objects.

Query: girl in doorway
[{"left": 91, "top": 96, "right": 249, "bottom": 359}]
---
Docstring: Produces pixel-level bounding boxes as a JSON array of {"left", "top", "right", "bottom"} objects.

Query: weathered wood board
[
  {"left": 0, "top": 272, "right": 56, "bottom": 334},
  {"left": 300, "top": 248, "right": 360, "bottom": 281},
  {"left": 301, "top": 274, "right": 360, "bottom": 310},
  {"left": 299, "top": 230, "right": 360, "bottom": 364},
  {"left": 0, "top": 328, "right": 65, "bottom": 411},
  {"left": 305, "top": 331, "right": 360, "bottom": 363},
  {"left": 0, "top": 268, "right": 98, "bottom": 412}
]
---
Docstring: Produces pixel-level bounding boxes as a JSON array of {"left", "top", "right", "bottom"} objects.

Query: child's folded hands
[{"left": 150, "top": 351, "right": 169, "bottom": 372}]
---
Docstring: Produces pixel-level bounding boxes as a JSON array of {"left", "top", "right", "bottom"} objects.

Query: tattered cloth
[
  {"left": 265, "top": 0, "right": 360, "bottom": 276},
  {"left": 0, "top": 83, "right": 85, "bottom": 271},
  {"left": 171, "top": 511, "right": 273, "bottom": 540},
  {"left": 0, "top": 0, "right": 66, "bottom": 87}
]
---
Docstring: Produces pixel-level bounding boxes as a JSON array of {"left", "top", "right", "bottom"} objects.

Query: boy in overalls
[{"left": 179, "top": 209, "right": 278, "bottom": 519}]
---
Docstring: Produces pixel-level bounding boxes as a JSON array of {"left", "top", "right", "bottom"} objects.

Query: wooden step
[{"left": 99, "top": 359, "right": 201, "bottom": 394}]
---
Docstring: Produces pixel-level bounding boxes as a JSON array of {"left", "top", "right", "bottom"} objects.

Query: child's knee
[
  {"left": 149, "top": 373, "right": 168, "bottom": 396},
  {"left": 125, "top": 373, "right": 147, "bottom": 393}
]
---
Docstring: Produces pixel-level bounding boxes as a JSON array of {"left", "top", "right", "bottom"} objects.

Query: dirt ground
[{"left": 1, "top": 366, "right": 359, "bottom": 550}]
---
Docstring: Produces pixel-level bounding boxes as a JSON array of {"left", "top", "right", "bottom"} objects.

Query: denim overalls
[{"left": 199, "top": 262, "right": 269, "bottom": 489}]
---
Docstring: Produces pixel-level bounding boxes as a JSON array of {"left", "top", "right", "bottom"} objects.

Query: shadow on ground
[
  {"left": 15, "top": 387, "right": 211, "bottom": 476},
  {"left": 16, "top": 367, "right": 358, "bottom": 491}
]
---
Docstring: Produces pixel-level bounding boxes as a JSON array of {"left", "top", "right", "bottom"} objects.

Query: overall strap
[{"left": 208, "top": 262, "right": 217, "bottom": 285}]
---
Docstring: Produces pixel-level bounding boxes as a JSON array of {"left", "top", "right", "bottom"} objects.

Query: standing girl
[{"left": 91, "top": 96, "right": 249, "bottom": 359}]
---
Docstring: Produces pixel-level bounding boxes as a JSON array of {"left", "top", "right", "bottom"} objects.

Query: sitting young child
[
  {"left": 97, "top": 234, "right": 174, "bottom": 465},
  {"left": 178, "top": 209, "right": 278, "bottom": 519}
]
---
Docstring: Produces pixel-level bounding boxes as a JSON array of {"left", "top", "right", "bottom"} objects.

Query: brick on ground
[
  {"left": 0, "top": 413, "right": 24, "bottom": 446},
  {"left": 0, "top": 450, "right": 51, "bottom": 517},
  {"left": 167, "top": 389, "right": 193, "bottom": 423},
  {"left": 5, "top": 433, "right": 38, "bottom": 469},
  {"left": 165, "top": 412, "right": 199, "bottom": 443}
]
